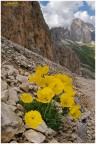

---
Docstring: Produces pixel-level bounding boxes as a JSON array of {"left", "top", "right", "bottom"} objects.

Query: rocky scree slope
[
  {"left": 1, "top": 36, "right": 95, "bottom": 143},
  {"left": 1, "top": 1, "right": 81, "bottom": 75}
]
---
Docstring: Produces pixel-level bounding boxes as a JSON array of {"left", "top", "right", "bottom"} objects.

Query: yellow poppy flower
[
  {"left": 60, "top": 93, "right": 75, "bottom": 107},
  {"left": 36, "top": 65, "right": 49, "bottom": 76},
  {"left": 36, "top": 76, "right": 47, "bottom": 87},
  {"left": 24, "top": 110, "right": 43, "bottom": 129},
  {"left": 63, "top": 85, "right": 76, "bottom": 96},
  {"left": 20, "top": 93, "right": 33, "bottom": 103},
  {"left": 44, "top": 75, "right": 55, "bottom": 86},
  {"left": 36, "top": 87, "right": 54, "bottom": 103},
  {"left": 48, "top": 78, "right": 64, "bottom": 95},
  {"left": 28, "top": 75, "right": 37, "bottom": 83},
  {"left": 69, "top": 105, "right": 81, "bottom": 119},
  {"left": 54, "top": 73, "right": 72, "bottom": 84}
]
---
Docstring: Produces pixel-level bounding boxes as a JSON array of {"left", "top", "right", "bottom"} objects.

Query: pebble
[
  {"left": 71, "top": 133, "right": 77, "bottom": 139},
  {"left": 10, "top": 141, "right": 17, "bottom": 143},
  {"left": 17, "top": 104, "right": 24, "bottom": 111},
  {"left": 8, "top": 88, "right": 19, "bottom": 102},
  {"left": 1, "top": 90, "right": 9, "bottom": 103},
  {"left": 19, "top": 82, "right": 29, "bottom": 92},
  {"left": 7, "top": 100, "right": 16, "bottom": 106},
  {"left": 1, "top": 80, "right": 8, "bottom": 91}
]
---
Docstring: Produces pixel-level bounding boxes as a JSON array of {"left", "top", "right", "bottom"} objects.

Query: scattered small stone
[
  {"left": 46, "top": 128, "right": 56, "bottom": 136},
  {"left": 1, "top": 90, "right": 9, "bottom": 103},
  {"left": 8, "top": 105, "right": 17, "bottom": 111},
  {"left": 19, "top": 82, "right": 29, "bottom": 92},
  {"left": 10, "top": 141, "right": 17, "bottom": 143},
  {"left": 13, "top": 87, "right": 22, "bottom": 92},
  {"left": 1, "top": 80, "right": 8, "bottom": 91},
  {"left": 50, "top": 138, "right": 58, "bottom": 143},
  {"left": 16, "top": 111, "right": 23, "bottom": 117},
  {"left": 8, "top": 88, "right": 19, "bottom": 102},
  {"left": 17, "top": 104, "right": 24, "bottom": 111},
  {"left": 36, "top": 120, "right": 48, "bottom": 133},
  {"left": 16, "top": 74, "right": 28, "bottom": 83},
  {"left": 25, "top": 72, "right": 29, "bottom": 76},
  {"left": 8, "top": 76, "right": 15, "bottom": 80},
  {"left": 7, "top": 100, "right": 16, "bottom": 106},
  {"left": 71, "top": 133, "right": 78, "bottom": 140}
]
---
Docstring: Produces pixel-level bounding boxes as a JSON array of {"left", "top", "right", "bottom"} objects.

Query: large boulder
[{"left": 1, "top": 102, "right": 25, "bottom": 142}]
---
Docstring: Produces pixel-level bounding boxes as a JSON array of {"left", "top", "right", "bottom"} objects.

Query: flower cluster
[{"left": 20, "top": 65, "right": 81, "bottom": 129}]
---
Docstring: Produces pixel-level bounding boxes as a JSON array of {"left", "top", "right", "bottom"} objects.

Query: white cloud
[
  {"left": 87, "top": 1, "right": 95, "bottom": 10},
  {"left": 40, "top": 1, "right": 95, "bottom": 28},
  {"left": 74, "top": 11, "right": 95, "bottom": 26},
  {"left": 40, "top": 1, "right": 83, "bottom": 28}
]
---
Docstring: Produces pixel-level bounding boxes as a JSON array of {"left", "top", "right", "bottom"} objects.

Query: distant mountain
[
  {"left": 51, "top": 18, "right": 95, "bottom": 43},
  {"left": 70, "top": 18, "right": 92, "bottom": 42},
  {"left": 50, "top": 18, "right": 95, "bottom": 79},
  {"left": 85, "top": 22, "right": 95, "bottom": 32}
]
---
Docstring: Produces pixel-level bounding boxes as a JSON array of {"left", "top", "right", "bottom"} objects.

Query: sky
[{"left": 40, "top": 1, "right": 95, "bottom": 28}]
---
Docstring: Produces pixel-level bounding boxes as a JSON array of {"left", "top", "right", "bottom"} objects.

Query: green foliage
[
  {"left": 67, "top": 40, "right": 95, "bottom": 79},
  {"left": 20, "top": 100, "right": 62, "bottom": 130}
]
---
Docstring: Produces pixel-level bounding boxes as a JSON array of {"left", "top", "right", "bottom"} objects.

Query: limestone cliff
[
  {"left": 70, "top": 18, "right": 92, "bottom": 42},
  {"left": 1, "top": 1, "right": 53, "bottom": 60}
]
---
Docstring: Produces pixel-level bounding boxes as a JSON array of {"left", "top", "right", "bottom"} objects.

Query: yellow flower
[
  {"left": 37, "top": 87, "right": 54, "bottom": 103},
  {"left": 54, "top": 74, "right": 72, "bottom": 84},
  {"left": 63, "top": 85, "right": 76, "bottom": 96},
  {"left": 24, "top": 110, "right": 43, "bottom": 129},
  {"left": 36, "top": 65, "right": 49, "bottom": 76},
  {"left": 36, "top": 76, "right": 46, "bottom": 88},
  {"left": 69, "top": 105, "right": 81, "bottom": 120},
  {"left": 20, "top": 93, "right": 33, "bottom": 103},
  {"left": 48, "top": 78, "right": 64, "bottom": 95},
  {"left": 44, "top": 75, "right": 55, "bottom": 85},
  {"left": 28, "top": 75, "right": 37, "bottom": 83},
  {"left": 28, "top": 75, "right": 46, "bottom": 87},
  {"left": 60, "top": 93, "right": 75, "bottom": 107}
]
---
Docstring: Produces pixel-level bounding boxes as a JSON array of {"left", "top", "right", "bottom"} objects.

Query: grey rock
[
  {"left": 1, "top": 80, "right": 8, "bottom": 91},
  {"left": 8, "top": 105, "right": 17, "bottom": 111},
  {"left": 19, "top": 82, "right": 29, "bottom": 92},
  {"left": 36, "top": 120, "right": 48, "bottom": 133},
  {"left": 1, "top": 90, "right": 9, "bottom": 102},
  {"left": 50, "top": 139, "right": 58, "bottom": 143},
  {"left": 46, "top": 128, "right": 56, "bottom": 136},
  {"left": 24, "top": 129, "right": 46, "bottom": 143},
  {"left": 13, "top": 87, "right": 22, "bottom": 92},
  {"left": 8, "top": 75, "right": 15, "bottom": 80},
  {"left": 80, "top": 111, "right": 91, "bottom": 121},
  {"left": 17, "top": 104, "right": 24, "bottom": 111},
  {"left": 71, "top": 133, "right": 78, "bottom": 140},
  {"left": 77, "top": 121, "right": 87, "bottom": 142},
  {"left": 7, "top": 100, "right": 16, "bottom": 106},
  {"left": 10, "top": 141, "right": 17, "bottom": 143},
  {"left": 3, "top": 65, "right": 18, "bottom": 76},
  {"left": 1, "top": 102, "right": 25, "bottom": 142},
  {"left": 25, "top": 72, "right": 29, "bottom": 76},
  {"left": 8, "top": 88, "right": 19, "bottom": 102},
  {"left": 16, "top": 74, "right": 28, "bottom": 83}
]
